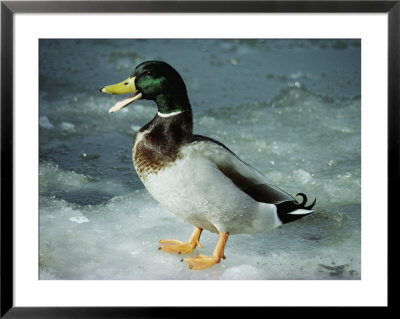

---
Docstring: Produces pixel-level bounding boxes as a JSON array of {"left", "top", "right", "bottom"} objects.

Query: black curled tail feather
[
  {"left": 296, "top": 193, "right": 316, "bottom": 210},
  {"left": 276, "top": 193, "right": 316, "bottom": 224}
]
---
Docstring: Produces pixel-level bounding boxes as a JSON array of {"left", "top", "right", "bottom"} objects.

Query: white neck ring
[{"left": 157, "top": 111, "right": 183, "bottom": 118}]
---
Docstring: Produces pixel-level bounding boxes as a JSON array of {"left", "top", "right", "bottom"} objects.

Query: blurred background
[{"left": 39, "top": 39, "right": 361, "bottom": 280}]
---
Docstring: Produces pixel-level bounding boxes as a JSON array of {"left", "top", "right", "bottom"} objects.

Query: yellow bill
[{"left": 100, "top": 76, "right": 142, "bottom": 113}]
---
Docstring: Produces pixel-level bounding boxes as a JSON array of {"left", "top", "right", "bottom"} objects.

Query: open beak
[{"left": 100, "top": 76, "right": 142, "bottom": 113}]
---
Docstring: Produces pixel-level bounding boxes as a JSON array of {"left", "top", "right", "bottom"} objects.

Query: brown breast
[{"left": 132, "top": 111, "right": 193, "bottom": 180}]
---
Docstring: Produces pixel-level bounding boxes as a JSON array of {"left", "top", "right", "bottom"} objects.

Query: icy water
[{"left": 39, "top": 39, "right": 361, "bottom": 280}]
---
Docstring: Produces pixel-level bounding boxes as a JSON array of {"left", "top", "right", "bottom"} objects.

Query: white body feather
[{"left": 134, "top": 139, "right": 284, "bottom": 234}]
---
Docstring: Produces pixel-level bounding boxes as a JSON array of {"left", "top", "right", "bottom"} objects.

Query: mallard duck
[{"left": 101, "top": 61, "right": 316, "bottom": 270}]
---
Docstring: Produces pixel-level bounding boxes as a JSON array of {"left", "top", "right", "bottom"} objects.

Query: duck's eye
[{"left": 146, "top": 71, "right": 151, "bottom": 76}]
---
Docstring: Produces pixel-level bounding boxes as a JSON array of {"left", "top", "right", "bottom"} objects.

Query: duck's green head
[{"left": 101, "top": 61, "right": 190, "bottom": 114}]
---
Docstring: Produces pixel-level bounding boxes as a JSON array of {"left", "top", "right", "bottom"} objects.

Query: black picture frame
[{"left": 1, "top": 1, "right": 396, "bottom": 317}]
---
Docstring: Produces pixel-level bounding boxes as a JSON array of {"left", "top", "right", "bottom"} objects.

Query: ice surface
[
  {"left": 39, "top": 39, "right": 361, "bottom": 280},
  {"left": 59, "top": 122, "right": 76, "bottom": 132},
  {"left": 40, "top": 183, "right": 360, "bottom": 280},
  {"left": 39, "top": 116, "right": 54, "bottom": 129}
]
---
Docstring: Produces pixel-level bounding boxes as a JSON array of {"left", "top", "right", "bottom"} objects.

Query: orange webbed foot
[
  {"left": 184, "top": 232, "right": 229, "bottom": 270},
  {"left": 159, "top": 227, "right": 203, "bottom": 255}
]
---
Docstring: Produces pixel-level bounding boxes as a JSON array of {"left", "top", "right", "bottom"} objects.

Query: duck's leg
[
  {"left": 159, "top": 227, "right": 203, "bottom": 254},
  {"left": 184, "top": 232, "right": 229, "bottom": 270}
]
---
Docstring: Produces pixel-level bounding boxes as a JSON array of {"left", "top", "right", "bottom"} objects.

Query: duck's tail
[{"left": 276, "top": 193, "right": 316, "bottom": 224}]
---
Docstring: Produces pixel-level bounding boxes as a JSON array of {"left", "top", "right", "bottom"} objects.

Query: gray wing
[{"left": 191, "top": 135, "right": 295, "bottom": 204}]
